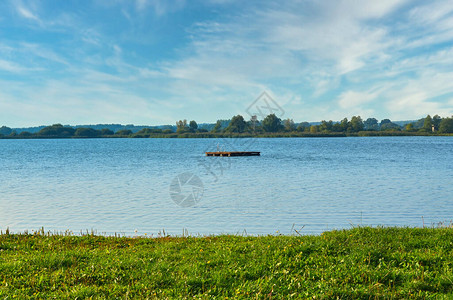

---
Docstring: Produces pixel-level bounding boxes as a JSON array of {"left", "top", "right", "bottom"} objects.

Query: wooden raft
[{"left": 205, "top": 151, "right": 260, "bottom": 157}]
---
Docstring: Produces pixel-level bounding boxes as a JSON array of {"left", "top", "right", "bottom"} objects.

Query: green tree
[
  {"left": 211, "top": 120, "right": 222, "bottom": 133},
  {"left": 74, "top": 128, "right": 100, "bottom": 138},
  {"left": 332, "top": 118, "right": 349, "bottom": 132},
  {"left": 38, "top": 124, "right": 75, "bottom": 137},
  {"left": 379, "top": 119, "right": 402, "bottom": 131},
  {"left": 432, "top": 115, "right": 442, "bottom": 131},
  {"left": 381, "top": 121, "right": 400, "bottom": 131},
  {"left": 380, "top": 119, "right": 392, "bottom": 127},
  {"left": 189, "top": 120, "right": 198, "bottom": 132},
  {"left": 0, "top": 126, "right": 12, "bottom": 136},
  {"left": 405, "top": 123, "right": 415, "bottom": 132},
  {"left": 439, "top": 117, "right": 453, "bottom": 133},
  {"left": 226, "top": 115, "right": 247, "bottom": 133},
  {"left": 297, "top": 122, "right": 309, "bottom": 132},
  {"left": 339, "top": 118, "right": 349, "bottom": 132},
  {"left": 176, "top": 120, "right": 188, "bottom": 133},
  {"left": 364, "top": 118, "right": 379, "bottom": 131},
  {"left": 262, "top": 114, "right": 283, "bottom": 132},
  {"left": 309, "top": 125, "right": 318, "bottom": 133},
  {"left": 116, "top": 129, "right": 133, "bottom": 136},
  {"left": 423, "top": 115, "right": 433, "bottom": 132},
  {"left": 100, "top": 128, "right": 114, "bottom": 136},
  {"left": 350, "top": 116, "right": 364, "bottom": 132},
  {"left": 283, "top": 118, "right": 296, "bottom": 132},
  {"left": 18, "top": 131, "right": 33, "bottom": 138},
  {"left": 319, "top": 120, "right": 333, "bottom": 132}
]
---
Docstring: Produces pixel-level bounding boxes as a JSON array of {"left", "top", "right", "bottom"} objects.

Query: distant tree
[
  {"left": 380, "top": 119, "right": 392, "bottom": 127},
  {"left": 226, "top": 115, "right": 247, "bottom": 133},
  {"left": 140, "top": 128, "right": 163, "bottom": 134},
  {"left": 339, "top": 118, "right": 349, "bottom": 132},
  {"left": 74, "top": 128, "right": 100, "bottom": 138},
  {"left": 211, "top": 120, "right": 222, "bottom": 133},
  {"left": 38, "top": 124, "right": 75, "bottom": 137},
  {"left": 297, "top": 122, "right": 309, "bottom": 132},
  {"left": 319, "top": 120, "right": 333, "bottom": 132},
  {"left": 116, "top": 129, "right": 133, "bottom": 136},
  {"left": 405, "top": 123, "right": 415, "bottom": 132},
  {"left": 283, "top": 118, "right": 296, "bottom": 131},
  {"left": 176, "top": 120, "right": 188, "bottom": 133},
  {"left": 189, "top": 120, "right": 198, "bottom": 132},
  {"left": 162, "top": 129, "right": 173, "bottom": 134},
  {"left": 439, "top": 117, "right": 453, "bottom": 133},
  {"left": 0, "top": 126, "right": 12, "bottom": 136},
  {"left": 18, "top": 131, "right": 33, "bottom": 138},
  {"left": 309, "top": 125, "right": 318, "bottom": 133},
  {"left": 411, "top": 118, "right": 425, "bottom": 129},
  {"left": 100, "top": 128, "right": 114, "bottom": 135},
  {"left": 364, "top": 118, "right": 379, "bottom": 131},
  {"left": 136, "top": 128, "right": 152, "bottom": 134},
  {"left": 332, "top": 123, "right": 341, "bottom": 132},
  {"left": 262, "top": 114, "right": 283, "bottom": 132},
  {"left": 198, "top": 128, "right": 208, "bottom": 133},
  {"left": 423, "top": 115, "right": 433, "bottom": 132},
  {"left": 432, "top": 115, "right": 442, "bottom": 131},
  {"left": 350, "top": 116, "right": 364, "bottom": 132},
  {"left": 135, "top": 128, "right": 164, "bottom": 136},
  {"left": 380, "top": 122, "right": 401, "bottom": 131}
]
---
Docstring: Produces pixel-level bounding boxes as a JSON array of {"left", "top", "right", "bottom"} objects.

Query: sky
[{"left": 1, "top": 0, "right": 453, "bottom": 127}]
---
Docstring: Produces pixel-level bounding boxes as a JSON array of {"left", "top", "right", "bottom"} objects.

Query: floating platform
[{"left": 205, "top": 151, "right": 260, "bottom": 157}]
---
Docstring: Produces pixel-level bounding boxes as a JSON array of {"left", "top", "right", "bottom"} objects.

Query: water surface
[{"left": 1, "top": 137, "right": 452, "bottom": 235}]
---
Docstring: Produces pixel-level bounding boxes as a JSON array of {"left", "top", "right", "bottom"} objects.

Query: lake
[{"left": 1, "top": 137, "right": 452, "bottom": 236}]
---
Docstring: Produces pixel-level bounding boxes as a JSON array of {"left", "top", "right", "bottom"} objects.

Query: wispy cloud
[
  {"left": 161, "top": 0, "right": 453, "bottom": 121},
  {"left": 1, "top": 0, "right": 453, "bottom": 126},
  {"left": 338, "top": 90, "right": 379, "bottom": 109},
  {"left": 16, "top": 4, "right": 40, "bottom": 22},
  {"left": 135, "top": 0, "right": 185, "bottom": 15},
  {"left": 0, "top": 59, "right": 27, "bottom": 73}
]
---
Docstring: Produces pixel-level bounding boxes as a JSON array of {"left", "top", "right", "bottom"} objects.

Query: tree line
[
  {"left": 1, "top": 114, "right": 453, "bottom": 139},
  {"left": 175, "top": 114, "right": 453, "bottom": 135}
]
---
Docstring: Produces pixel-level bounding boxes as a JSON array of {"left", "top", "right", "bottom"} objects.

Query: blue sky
[{"left": 1, "top": 0, "right": 453, "bottom": 127}]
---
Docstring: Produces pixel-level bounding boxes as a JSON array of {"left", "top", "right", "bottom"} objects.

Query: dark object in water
[{"left": 205, "top": 151, "right": 260, "bottom": 157}]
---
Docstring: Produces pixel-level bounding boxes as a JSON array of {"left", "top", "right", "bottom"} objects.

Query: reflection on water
[{"left": 1, "top": 137, "right": 452, "bottom": 235}]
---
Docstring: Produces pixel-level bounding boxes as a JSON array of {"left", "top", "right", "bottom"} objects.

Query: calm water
[{"left": 1, "top": 137, "right": 452, "bottom": 236}]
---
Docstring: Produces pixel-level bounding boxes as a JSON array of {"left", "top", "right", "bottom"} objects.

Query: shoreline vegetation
[
  {"left": 2, "top": 114, "right": 453, "bottom": 139},
  {"left": 1, "top": 226, "right": 452, "bottom": 298}
]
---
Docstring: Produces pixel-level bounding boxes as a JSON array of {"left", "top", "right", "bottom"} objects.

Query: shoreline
[{"left": 1, "top": 131, "right": 453, "bottom": 139}]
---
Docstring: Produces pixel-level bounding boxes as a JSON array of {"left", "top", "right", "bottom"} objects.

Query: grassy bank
[{"left": 1, "top": 227, "right": 452, "bottom": 298}]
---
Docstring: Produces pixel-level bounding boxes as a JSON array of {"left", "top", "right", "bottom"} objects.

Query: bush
[{"left": 74, "top": 128, "right": 100, "bottom": 138}]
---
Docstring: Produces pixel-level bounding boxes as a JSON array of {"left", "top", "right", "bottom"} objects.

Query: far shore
[{"left": 1, "top": 130, "right": 453, "bottom": 139}]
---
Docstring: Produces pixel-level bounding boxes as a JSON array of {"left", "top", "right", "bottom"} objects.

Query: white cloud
[
  {"left": 16, "top": 4, "right": 40, "bottom": 22},
  {"left": 2, "top": 0, "right": 453, "bottom": 126},
  {"left": 135, "top": 0, "right": 185, "bottom": 15},
  {"left": 0, "top": 59, "right": 27, "bottom": 73},
  {"left": 21, "top": 43, "right": 69, "bottom": 65},
  {"left": 338, "top": 90, "right": 379, "bottom": 109},
  {"left": 383, "top": 70, "right": 453, "bottom": 118},
  {"left": 408, "top": 0, "right": 453, "bottom": 27}
]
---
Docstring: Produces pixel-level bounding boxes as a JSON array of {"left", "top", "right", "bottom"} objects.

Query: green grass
[{"left": 1, "top": 227, "right": 453, "bottom": 299}]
